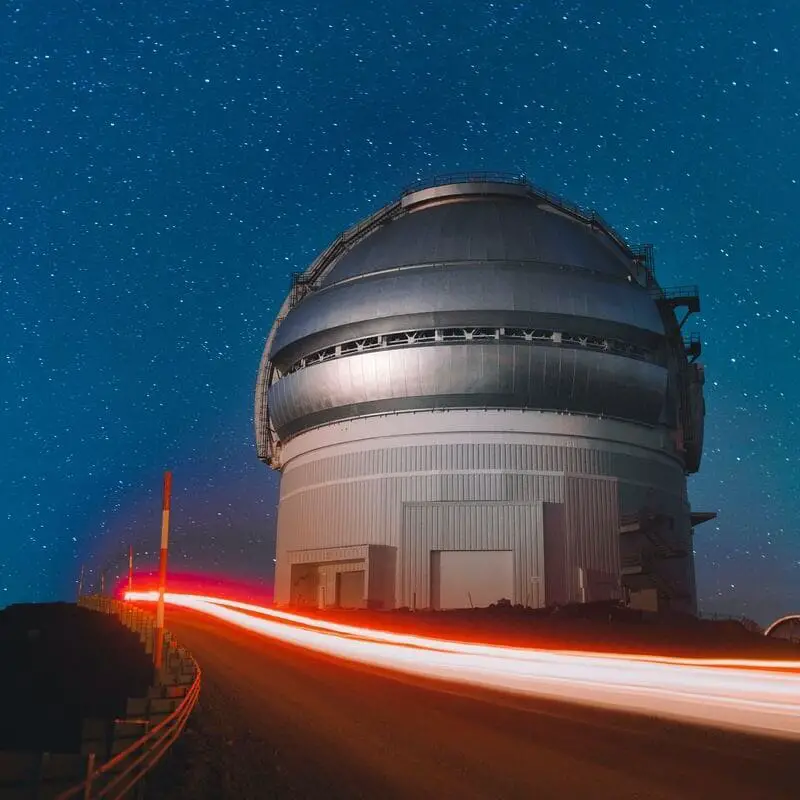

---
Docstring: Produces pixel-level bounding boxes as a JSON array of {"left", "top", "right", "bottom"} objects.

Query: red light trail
[{"left": 127, "top": 591, "right": 800, "bottom": 740}]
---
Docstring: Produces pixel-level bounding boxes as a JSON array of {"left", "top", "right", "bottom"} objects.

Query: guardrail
[
  {"left": 401, "top": 171, "right": 528, "bottom": 193},
  {"left": 54, "top": 596, "right": 201, "bottom": 800}
]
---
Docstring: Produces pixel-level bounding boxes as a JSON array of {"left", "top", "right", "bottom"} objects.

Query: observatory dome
[
  {"left": 256, "top": 174, "right": 710, "bottom": 616},
  {"left": 266, "top": 178, "right": 671, "bottom": 443}
]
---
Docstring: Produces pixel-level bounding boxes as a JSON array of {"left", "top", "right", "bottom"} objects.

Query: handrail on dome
[
  {"left": 294, "top": 198, "right": 403, "bottom": 299},
  {"left": 401, "top": 171, "right": 528, "bottom": 194},
  {"left": 524, "top": 182, "right": 639, "bottom": 266}
]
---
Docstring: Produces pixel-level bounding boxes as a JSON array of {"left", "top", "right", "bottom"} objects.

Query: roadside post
[{"left": 153, "top": 470, "right": 172, "bottom": 673}]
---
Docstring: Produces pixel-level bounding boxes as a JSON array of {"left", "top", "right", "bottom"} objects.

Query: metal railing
[
  {"left": 55, "top": 597, "right": 201, "bottom": 800},
  {"left": 282, "top": 322, "right": 655, "bottom": 377},
  {"left": 401, "top": 171, "right": 528, "bottom": 194},
  {"left": 648, "top": 284, "right": 700, "bottom": 302}
]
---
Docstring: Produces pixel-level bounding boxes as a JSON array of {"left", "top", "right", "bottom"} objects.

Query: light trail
[
  {"left": 129, "top": 590, "right": 800, "bottom": 671},
  {"left": 127, "top": 590, "right": 800, "bottom": 740}
]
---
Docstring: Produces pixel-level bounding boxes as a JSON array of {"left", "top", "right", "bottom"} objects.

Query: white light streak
[{"left": 127, "top": 591, "right": 800, "bottom": 740}]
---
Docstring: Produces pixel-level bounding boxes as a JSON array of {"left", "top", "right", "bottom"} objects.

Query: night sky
[{"left": 3, "top": 1, "right": 799, "bottom": 624}]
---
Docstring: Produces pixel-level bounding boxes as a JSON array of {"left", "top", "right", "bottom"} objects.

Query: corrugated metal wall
[
  {"left": 280, "top": 544, "right": 397, "bottom": 609},
  {"left": 280, "top": 441, "right": 683, "bottom": 501},
  {"left": 564, "top": 476, "right": 620, "bottom": 603},
  {"left": 542, "top": 502, "right": 568, "bottom": 605},
  {"left": 401, "top": 502, "right": 544, "bottom": 609},
  {"left": 366, "top": 545, "right": 397, "bottom": 609},
  {"left": 287, "top": 545, "right": 369, "bottom": 564},
  {"left": 273, "top": 435, "right": 687, "bottom": 607}
]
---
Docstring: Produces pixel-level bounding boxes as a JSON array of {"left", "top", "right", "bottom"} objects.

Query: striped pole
[
  {"left": 128, "top": 544, "right": 134, "bottom": 594},
  {"left": 154, "top": 470, "right": 172, "bottom": 671}
]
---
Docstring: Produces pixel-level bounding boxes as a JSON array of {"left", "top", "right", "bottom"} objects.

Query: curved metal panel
[
  {"left": 279, "top": 428, "right": 686, "bottom": 500},
  {"left": 684, "top": 363, "right": 706, "bottom": 473},
  {"left": 401, "top": 179, "right": 530, "bottom": 208},
  {"left": 255, "top": 176, "right": 706, "bottom": 489},
  {"left": 280, "top": 325, "right": 656, "bottom": 379},
  {"left": 268, "top": 344, "right": 668, "bottom": 440},
  {"left": 270, "top": 262, "right": 665, "bottom": 364},
  {"left": 764, "top": 614, "right": 800, "bottom": 638},
  {"left": 318, "top": 198, "right": 632, "bottom": 286}
]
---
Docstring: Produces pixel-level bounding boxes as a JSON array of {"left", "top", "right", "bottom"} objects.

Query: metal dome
[
  {"left": 318, "top": 191, "right": 632, "bottom": 285},
  {"left": 257, "top": 174, "right": 704, "bottom": 473},
  {"left": 256, "top": 174, "right": 711, "bottom": 616}
]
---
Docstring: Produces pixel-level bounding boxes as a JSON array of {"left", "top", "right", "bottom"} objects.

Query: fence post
[
  {"left": 136, "top": 721, "right": 151, "bottom": 800},
  {"left": 154, "top": 470, "right": 172, "bottom": 672},
  {"left": 83, "top": 752, "right": 96, "bottom": 800},
  {"left": 37, "top": 751, "right": 50, "bottom": 797}
]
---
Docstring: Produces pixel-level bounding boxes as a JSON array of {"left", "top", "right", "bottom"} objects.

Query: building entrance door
[
  {"left": 336, "top": 570, "right": 365, "bottom": 608},
  {"left": 433, "top": 550, "right": 514, "bottom": 609}
]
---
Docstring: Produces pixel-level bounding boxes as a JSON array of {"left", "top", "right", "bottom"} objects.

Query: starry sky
[{"left": 3, "top": 1, "right": 799, "bottom": 624}]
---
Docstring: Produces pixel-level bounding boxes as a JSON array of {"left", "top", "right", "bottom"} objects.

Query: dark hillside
[{"left": 0, "top": 602, "right": 153, "bottom": 753}]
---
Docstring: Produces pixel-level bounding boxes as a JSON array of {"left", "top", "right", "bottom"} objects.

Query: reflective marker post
[{"left": 154, "top": 470, "right": 172, "bottom": 672}]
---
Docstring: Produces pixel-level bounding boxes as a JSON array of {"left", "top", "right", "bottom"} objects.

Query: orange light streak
[{"left": 126, "top": 590, "right": 800, "bottom": 740}]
